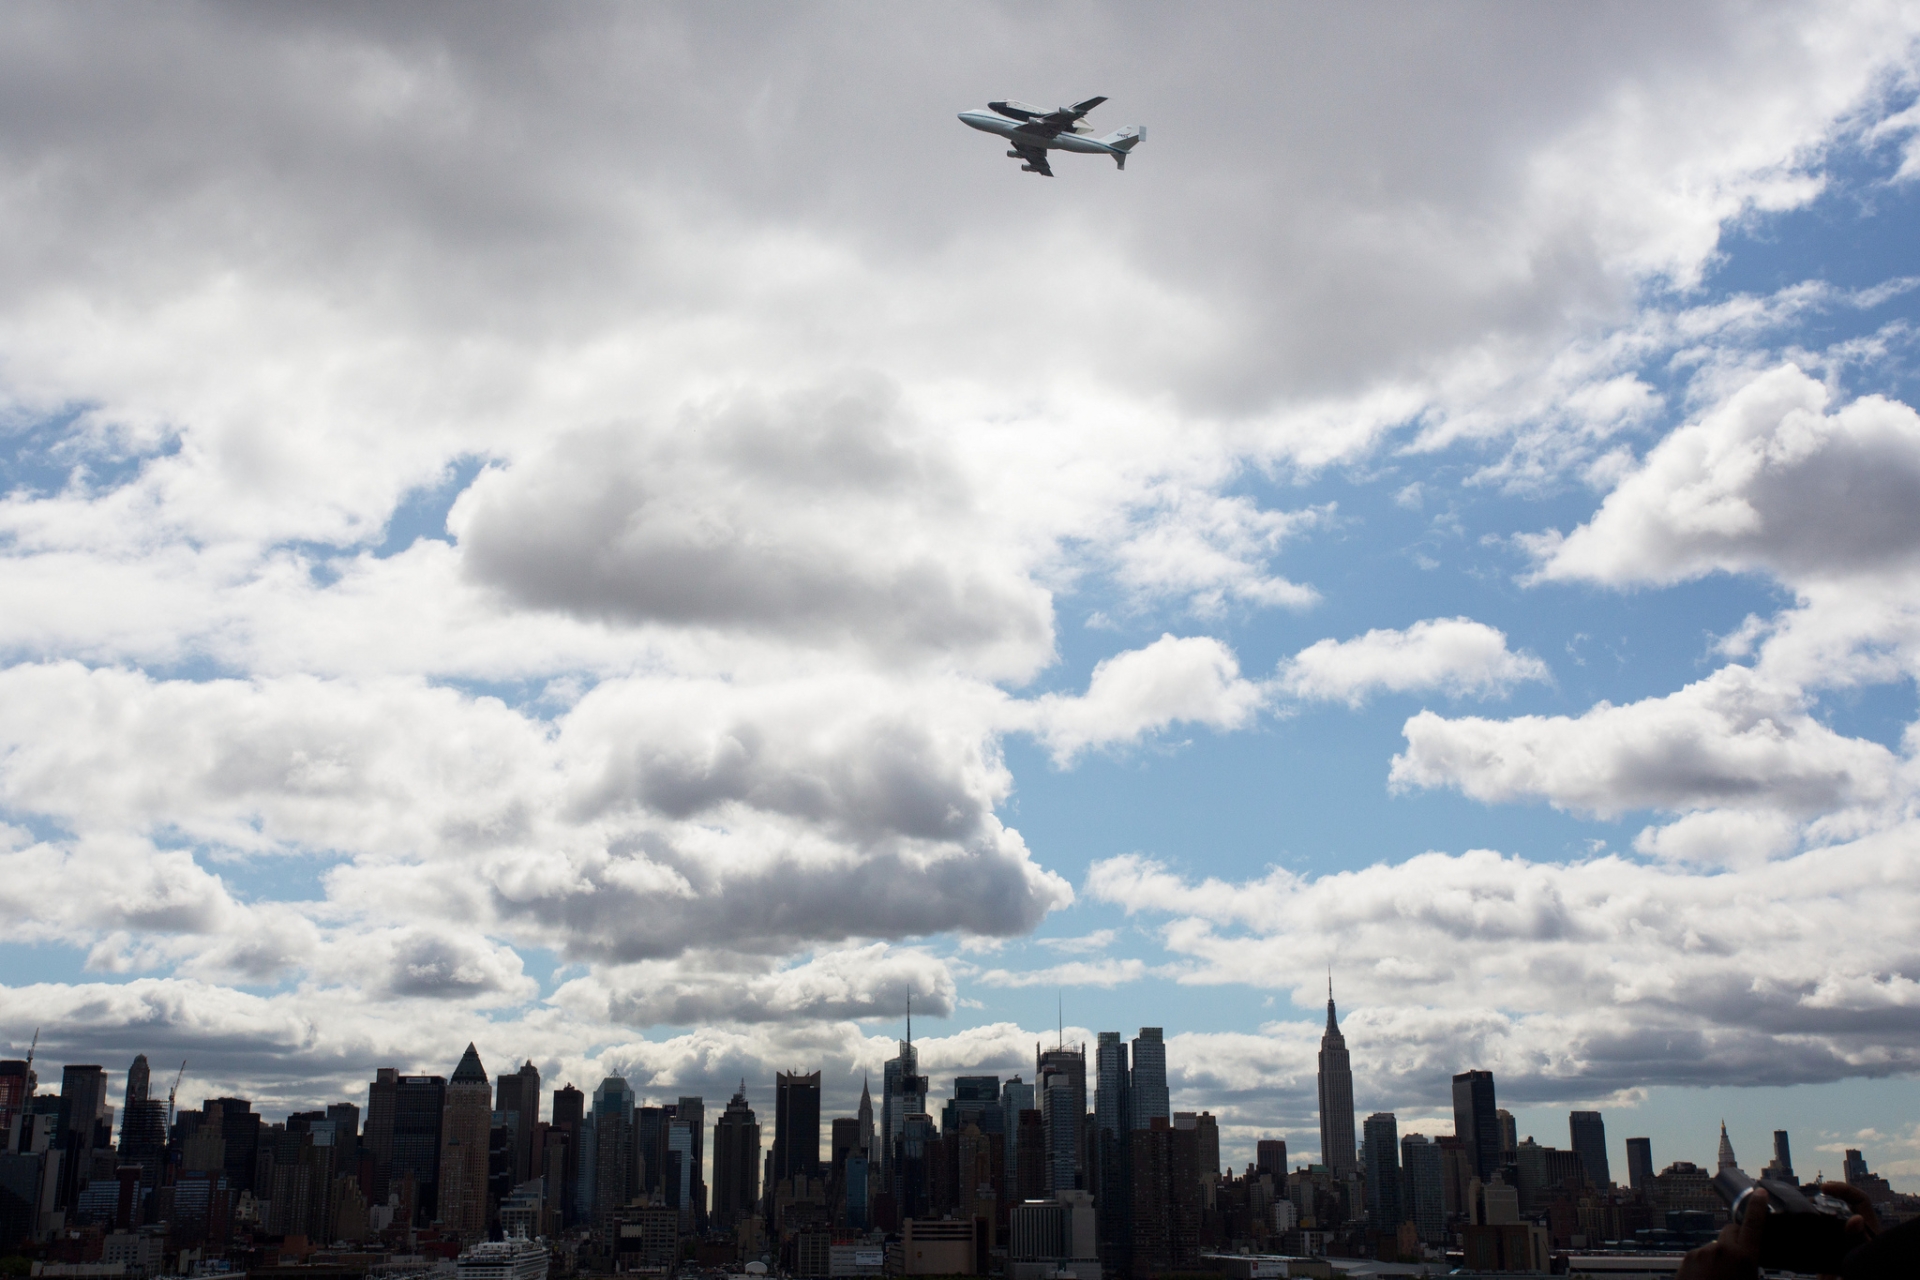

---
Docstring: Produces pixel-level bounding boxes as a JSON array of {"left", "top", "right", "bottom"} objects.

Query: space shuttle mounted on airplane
[{"left": 957, "top": 96, "right": 1145, "bottom": 176}]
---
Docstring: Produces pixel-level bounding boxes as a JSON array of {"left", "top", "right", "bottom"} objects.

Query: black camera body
[{"left": 1712, "top": 1167, "right": 1854, "bottom": 1275}]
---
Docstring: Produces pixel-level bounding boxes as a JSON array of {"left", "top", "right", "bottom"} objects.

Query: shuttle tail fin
[{"left": 1102, "top": 125, "right": 1145, "bottom": 169}]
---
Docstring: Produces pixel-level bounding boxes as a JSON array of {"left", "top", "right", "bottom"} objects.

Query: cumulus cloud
[
  {"left": 1526, "top": 365, "right": 1920, "bottom": 588},
  {"left": 1280, "top": 617, "right": 1550, "bottom": 706},
  {"left": 1389, "top": 664, "right": 1899, "bottom": 820},
  {"left": 455, "top": 386, "right": 1055, "bottom": 677},
  {"left": 1087, "top": 836, "right": 1920, "bottom": 1101},
  {"left": 551, "top": 945, "right": 955, "bottom": 1028},
  {"left": 973, "top": 959, "right": 1148, "bottom": 989},
  {"left": 1021, "top": 634, "right": 1269, "bottom": 765}
]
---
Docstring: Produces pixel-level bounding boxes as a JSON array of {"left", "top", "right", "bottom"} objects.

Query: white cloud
[
  {"left": 1525, "top": 364, "right": 1920, "bottom": 589},
  {"left": 974, "top": 959, "right": 1148, "bottom": 989},
  {"left": 1389, "top": 664, "right": 1900, "bottom": 821},
  {"left": 1280, "top": 617, "right": 1550, "bottom": 706},
  {"left": 1021, "top": 634, "right": 1269, "bottom": 765},
  {"left": 1086, "top": 835, "right": 1920, "bottom": 1098}
]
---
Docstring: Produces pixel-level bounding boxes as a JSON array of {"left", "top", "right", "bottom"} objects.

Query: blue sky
[{"left": 3, "top": 2, "right": 1920, "bottom": 1191}]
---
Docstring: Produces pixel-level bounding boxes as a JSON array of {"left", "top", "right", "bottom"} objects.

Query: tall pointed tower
[
  {"left": 857, "top": 1074, "right": 874, "bottom": 1157},
  {"left": 439, "top": 1043, "right": 492, "bottom": 1240},
  {"left": 1717, "top": 1121, "right": 1738, "bottom": 1172},
  {"left": 1317, "top": 979, "right": 1357, "bottom": 1178}
]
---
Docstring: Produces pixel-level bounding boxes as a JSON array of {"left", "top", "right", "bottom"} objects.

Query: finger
[
  {"left": 1731, "top": 1188, "right": 1769, "bottom": 1259},
  {"left": 1819, "top": 1182, "right": 1872, "bottom": 1215}
]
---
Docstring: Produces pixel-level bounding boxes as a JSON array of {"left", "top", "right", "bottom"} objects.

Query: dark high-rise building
[
  {"left": 1095, "top": 1033, "right": 1130, "bottom": 1139},
  {"left": 1015, "top": 1109, "right": 1046, "bottom": 1201},
  {"left": 206, "top": 1098, "right": 259, "bottom": 1198},
  {"left": 591, "top": 1077, "right": 634, "bottom": 1225},
  {"left": 440, "top": 1044, "right": 493, "bottom": 1241},
  {"left": 366, "top": 1069, "right": 398, "bottom": 1204},
  {"left": 391, "top": 1074, "right": 445, "bottom": 1222},
  {"left": 118, "top": 1057, "right": 167, "bottom": 1203},
  {"left": 57, "top": 1065, "right": 108, "bottom": 1209},
  {"left": 1001, "top": 1077, "right": 1033, "bottom": 1189},
  {"left": 1317, "top": 992, "right": 1357, "bottom": 1179},
  {"left": 1569, "top": 1111, "right": 1609, "bottom": 1188},
  {"left": 892, "top": 1111, "right": 935, "bottom": 1220},
  {"left": 494, "top": 1061, "right": 540, "bottom": 1185},
  {"left": 1256, "top": 1139, "right": 1287, "bottom": 1179},
  {"left": 1362, "top": 1113, "right": 1402, "bottom": 1229},
  {"left": 1129, "top": 1029, "right": 1169, "bottom": 1131},
  {"left": 550, "top": 1084, "right": 584, "bottom": 1224},
  {"left": 711, "top": 1084, "right": 759, "bottom": 1234},
  {"left": 857, "top": 1076, "right": 874, "bottom": 1159},
  {"left": 1037, "top": 1043, "right": 1087, "bottom": 1194},
  {"left": 1129, "top": 1118, "right": 1199, "bottom": 1278},
  {"left": 773, "top": 1071, "right": 821, "bottom": 1185},
  {"left": 637, "top": 1105, "right": 669, "bottom": 1195},
  {"left": 881, "top": 1020, "right": 926, "bottom": 1185},
  {"left": 326, "top": 1102, "right": 360, "bottom": 1149},
  {"left": 1625, "top": 1138, "right": 1653, "bottom": 1194},
  {"left": 1450, "top": 1070, "right": 1500, "bottom": 1182},
  {"left": 0, "top": 1059, "right": 31, "bottom": 1147},
  {"left": 677, "top": 1095, "right": 705, "bottom": 1226},
  {"left": 1094, "top": 1032, "right": 1133, "bottom": 1280},
  {"left": 1401, "top": 1133, "right": 1446, "bottom": 1243},
  {"left": 1764, "top": 1131, "right": 1795, "bottom": 1182}
]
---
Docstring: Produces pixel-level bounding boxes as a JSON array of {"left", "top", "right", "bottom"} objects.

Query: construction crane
[{"left": 167, "top": 1061, "right": 186, "bottom": 1127}]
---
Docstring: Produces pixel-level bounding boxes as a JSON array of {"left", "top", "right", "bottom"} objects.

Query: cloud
[
  {"left": 454, "top": 385, "right": 1056, "bottom": 678},
  {"left": 1021, "top": 634, "right": 1269, "bottom": 765},
  {"left": 1525, "top": 365, "right": 1920, "bottom": 588},
  {"left": 551, "top": 944, "right": 955, "bottom": 1027},
  {"left": 1086, "top": 835, "right": 1920, "bottom": 1102},
  {"left": 1280, "top": 617, "right": 1550, "bottom": 706},
  {"left": 1389, "top": 664, "right": 1899, "bottom": 821},
  {"left": 974, "top": 959, "right": 1148, "bottom": 989}
]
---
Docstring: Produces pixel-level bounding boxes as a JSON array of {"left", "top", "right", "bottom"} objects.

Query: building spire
[
  {"left": 1326, "top": 969, "right": 1339, "bottom": 1033},
  {"left": 906, "top": 993, "right": 912, "bottom": 1050}
]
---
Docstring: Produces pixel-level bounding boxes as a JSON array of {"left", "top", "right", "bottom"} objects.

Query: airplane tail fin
[{"left": 1102, "top": 125, "right": 1145, "bottom": 169}]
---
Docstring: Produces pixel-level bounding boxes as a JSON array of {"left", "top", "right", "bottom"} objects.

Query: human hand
[{"left": 1677, "top": 1187, "right": 1765, "bottom": 1280}]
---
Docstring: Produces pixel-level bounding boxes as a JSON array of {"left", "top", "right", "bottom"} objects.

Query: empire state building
[{"left": 1317, "top": 983, "right": 1357, "bottom": 1178}]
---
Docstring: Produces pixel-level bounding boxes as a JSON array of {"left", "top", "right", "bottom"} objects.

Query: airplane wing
[
  {"left": 1012, "top": 144, "right": 1053, "bottom": 176},
  {"left": 1036, "top": 95, "right": 1107, "bottom": 128}
]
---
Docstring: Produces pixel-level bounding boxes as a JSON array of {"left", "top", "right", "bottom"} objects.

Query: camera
[{"left": 1712, "top": 1167, "right": 1854, "bottom": 1275}]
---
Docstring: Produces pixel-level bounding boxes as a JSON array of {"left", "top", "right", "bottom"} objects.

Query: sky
[{"left": 3, "top": 0, "right": 1920, "bottom": 1193}]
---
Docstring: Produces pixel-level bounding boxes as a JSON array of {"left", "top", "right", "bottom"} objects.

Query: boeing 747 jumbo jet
[{"left": 957, "top": 96, "right": 1145, "bottom": 176}]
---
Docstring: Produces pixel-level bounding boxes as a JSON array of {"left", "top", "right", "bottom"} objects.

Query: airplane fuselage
[{"left": 957, "top": 109, "right": 1125, "bottom": 157}]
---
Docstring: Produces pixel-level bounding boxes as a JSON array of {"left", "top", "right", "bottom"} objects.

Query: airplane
[{"left": 957, "top": 96, "right": 1145, "bottom": 176}]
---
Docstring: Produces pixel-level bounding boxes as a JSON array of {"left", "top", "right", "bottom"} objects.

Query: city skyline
[{"left": 5, "top": 2, "right": 1920, "bottom": 1214}]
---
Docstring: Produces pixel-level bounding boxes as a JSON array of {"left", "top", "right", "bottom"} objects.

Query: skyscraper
[
  {"left": 366, "top": 1068, "right": 398, "bottom": 1204},
  {"left": 856, "top": 1076, "right": 874, "bottom": 1159},
  {"left": 1317, "top": 991, "right": 1356, "bottom": 1178},
  {"left": 591, "top": 1077, "right": 634, "bottom": 1225},
  {"left": 1765, "top": 1131, "right": 1794, "bottom": 1182},
  {"left": 1569, "top": 1111, "right": 1609, "bottom": 1188},
  {"left": 1129, "top": 1029, "right": 1169, "bottom": 1131},
  {"left": 714, "top": 1090, "right": 756, "bottom": 1235},
  {"left": 1038, "top": 1043, "right": 1087, "bottom": 1193},
  {"left": 439, "top": 1043, "right": 493, "bottom": 1241},
  {"left": 494, "top": 1060, "right": 540, "bottom": 1185},
  {"left": 1717, "top": 1122, "right": 1737, "bottom": 1172},
  {"left": 1256, "top": 1139, "right": 1286, "bottom": 1179},
  {"left": 1625, "top": 1138, "right": 1653, "bottom": 1194},
  {"left": 57, "top": 1064, "right": 107, "bottom": 1209},
  {"left": 773, "top": 1071, "right": 821, "bottom": 1185},
  {"left": 1095, "top": 1033, "right": 1130, "bottom": 1138},
  {"left": 1362, "top": 1113, "right": 1402, "bottom": 1229},
  {"left": 677, "top": 1095, "right": 706, "bottom": 1224},
  {"left": 1400, "top": 1133, "right": 1446, "bottom": 1243},
  {"left": 118, "top": 1055, "right": 167, "bottom": 1204},
  {"left": 392, "top": 1074, "right": 445, "bottom": 1223},
  {"left": 1001, "top": 1076, "right": 1033, "bottom": 1189},
  {"left": 881, "top": 1019, "right": 926, "bottom": 1184},
  {"left": 1450, "top": 1070, "right": 1499, "bottom": 1181}
]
